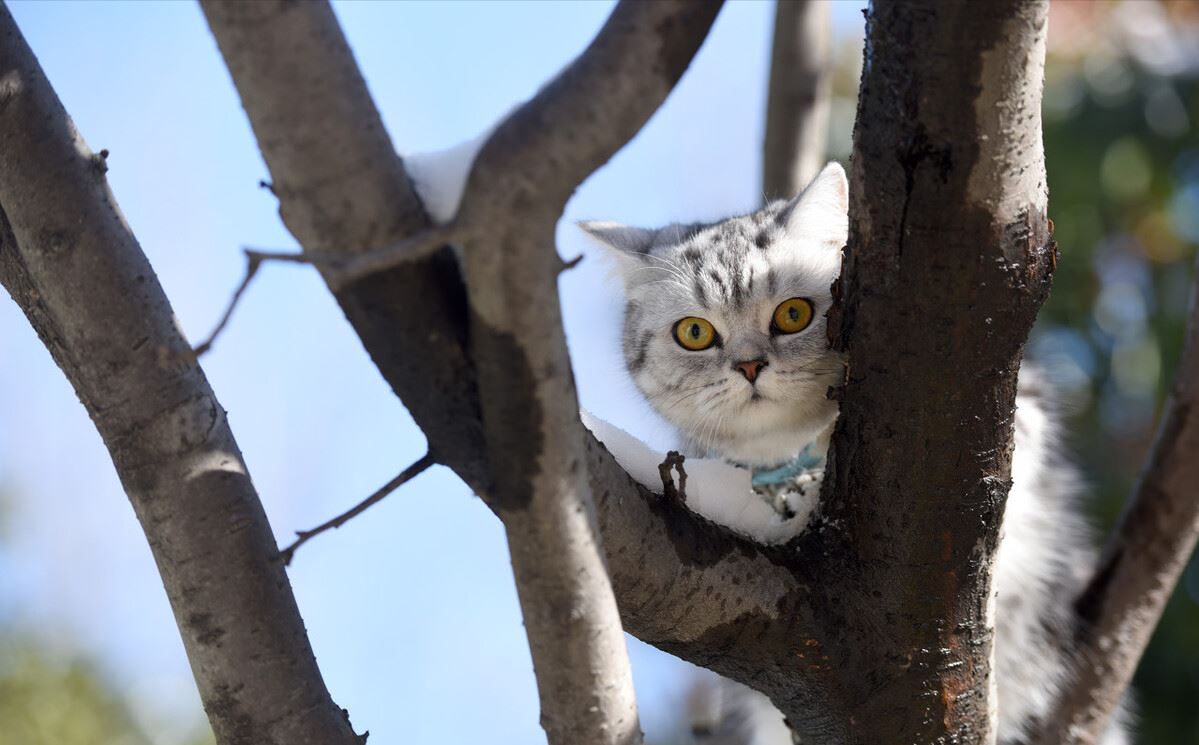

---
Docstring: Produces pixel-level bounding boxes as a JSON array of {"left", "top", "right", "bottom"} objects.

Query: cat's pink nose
[{"left": 735, "top": 359, "right": 767, "bottom": 383}]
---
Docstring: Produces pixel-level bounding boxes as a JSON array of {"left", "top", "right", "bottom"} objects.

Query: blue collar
[{"left": 748, "top": 443, "right": 824, "bottom": 488}]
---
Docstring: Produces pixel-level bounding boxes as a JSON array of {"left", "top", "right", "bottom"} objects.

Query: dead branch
[
  {"left": 1034, "top": 254, "right": 1199, "bottom": 745},
  {"left": 278, "top": 453, "right": 435, "bottom": 567},
  {"left": 193, "top": 250, "right": 268, "bottom": 357},
  {"left": 194, "top": 223, "right": 462, "bottom": 357},
  {"left": 658, "top": 451, "right": 688, "bottom": 505},
  {"left": 0, "top": 6, "right": 362, "bottom": 744},
  {"left": 326, "top": 223, "right": 463, "bottom": 290},
  {"left": 762, "top": 0, "right": 833, "bottom": 199}
]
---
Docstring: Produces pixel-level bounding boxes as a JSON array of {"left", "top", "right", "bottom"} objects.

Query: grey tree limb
[
  {"left": 202, "top": 0, "right": 1082, "bottom": 743},
  {"left": 1033, "top": 254, "right": 1199, "bottom": 745},
  {"left": 201, "top": 0, "right": 487, "bottom": 486},
  {"left": 0, "top": 6, "right": 361, "bottom": 745},
  {"left": 202, "top": 1, "right": 787, "bottom": 667},
  {"left": 762, "top": 0, "right": 832, "bottom": 199},
  {"left": 201, "top": 2, "right": 743, "bottom": 744},
  {"left": 450, "top": 4, "right": 729, "bottom": 740}
]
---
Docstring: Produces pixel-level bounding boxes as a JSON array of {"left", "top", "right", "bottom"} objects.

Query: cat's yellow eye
[
  {"left": 674, "top": 317, "right": 717, "bottom": 351},
  {"left": 772, "top": 297, "right": 814, "bottom": 334}
]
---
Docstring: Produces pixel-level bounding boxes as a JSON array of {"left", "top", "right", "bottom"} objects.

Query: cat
[{"left": 580, "top": 162, "right": 1132, "bottom": 745}]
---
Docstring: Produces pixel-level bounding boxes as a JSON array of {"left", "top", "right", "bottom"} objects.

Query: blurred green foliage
[
  {"left": 0, "top": 487, "right": 212, "bottom": 745},
  {"left": 1037, "top": 3, "right": 1198, "bottom": 743},
  {"left": 0, "top": 649, "right": 136, "bottom": 745},
  {"left": 0, "top": 640, "right": 211, "bottom": 745}
]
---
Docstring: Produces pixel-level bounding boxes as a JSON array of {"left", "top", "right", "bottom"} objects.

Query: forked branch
[{"left": 204, "top": 2, "right": 730, "bottom": 745}]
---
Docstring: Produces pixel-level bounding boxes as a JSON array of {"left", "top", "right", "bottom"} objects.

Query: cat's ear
[
  {"left": 778, "top": 161, "right": 849, "bottom": 250},
  {"left": 577, "top": 221, "right": 660, "bottom": 255},
  {"left": 578, "top": 220, "right": 664, "bottom": 288}
]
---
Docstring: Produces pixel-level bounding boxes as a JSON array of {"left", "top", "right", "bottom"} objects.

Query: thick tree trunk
[{"left": 805, "top": 1, "right": 1053, "bottom": 742}]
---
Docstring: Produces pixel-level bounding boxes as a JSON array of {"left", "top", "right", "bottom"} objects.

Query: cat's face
[{"left": 582, "top": 163, "right": 848, "bottom": 466}]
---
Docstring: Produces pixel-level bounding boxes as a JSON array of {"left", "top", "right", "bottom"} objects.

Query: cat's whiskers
[{"left": 693, "top": 389, "right": 735, "bottom": 451}]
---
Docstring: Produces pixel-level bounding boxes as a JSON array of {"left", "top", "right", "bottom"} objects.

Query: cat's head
[{"left": 581, "top": 162, "right": 848, "bottom": 466}]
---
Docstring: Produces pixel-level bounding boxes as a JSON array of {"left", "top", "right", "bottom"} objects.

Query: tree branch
[
  {"left": 0, "top": 7, "right": 361, "bottom": 744},
  {"left": 455, "top": 1, "right": 725, "bottom": 221},
  {"left": 203, "top": 2, "right": 808, "bottom": 743},
  {"left": 193, "top": 224, "right": 463, "bottom": 357},
  {"left": 1034, "top": 255, "right": 1199, "bottom": 745},
  {"left": 199, "top": 2, "right": 1077, "bottom": 743},
  {"left": 762, "top": 0, "right": 832, "bottom": 199},
  {"left": 201, "top": 0, "right": 487, "bottom": 487},
  {"left": 278, "top": 453, "right": 435, "bottom": 567},
  {"left": 202, "top": 1, "right": 783, "bottom": 658},
  {"left": 430, "top": 3, "right": 727, "bottom": 743}
]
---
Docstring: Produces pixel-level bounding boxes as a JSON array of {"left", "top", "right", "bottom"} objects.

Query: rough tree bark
[
  {"left": 5, "top": 0, "right": 1193, "bottom": 743},
  {"left": 762, "top": 0, "right": 832, "bottom": 199},
  {"left": 202, "top": 0, "right": 1055, "bottom": 741},
  {"left": 199, "top": 0, "right": 796, "bottom": 674},
  {"left": 202, "top": 2, "right": 723, "bottom": 743},
  {"left": 199, "top": 0, "right": 486, "bottom": 488},
  {"left": 815, "top": 2, "right": 1053, "bottom": 741},
  {"left": 0, "top": 7, "right": 361, "bottom": 745}
]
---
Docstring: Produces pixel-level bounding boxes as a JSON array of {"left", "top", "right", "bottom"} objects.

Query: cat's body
[{"left": 581, "top": 162, "right": 1131, "bottom": 745}]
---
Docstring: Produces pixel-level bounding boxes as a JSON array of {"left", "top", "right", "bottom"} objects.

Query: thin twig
[
  {"left": 194, "top": 224, "right": 461, "bottom": 357},
  {"left": 193, "top": 249, "right": 317, "bottom": 357},
  {"left": 193, "top": 252, "right": 265, "bottom": 357},
  {"left": 278, "top": 452, "right": 435, "bottom": 566},
  {"left": 325, "top": 223, "right": 461, "bottom": 291}
]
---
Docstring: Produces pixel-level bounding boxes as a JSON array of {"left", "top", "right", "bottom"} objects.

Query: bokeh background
[{"left": 1, "top": 1, "right": 1196, "bottom": 743}]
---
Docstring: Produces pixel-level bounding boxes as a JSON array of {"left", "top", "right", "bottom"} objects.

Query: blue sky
[{"left": 0, "top": 2, "right": 864, "bottom": 743}]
